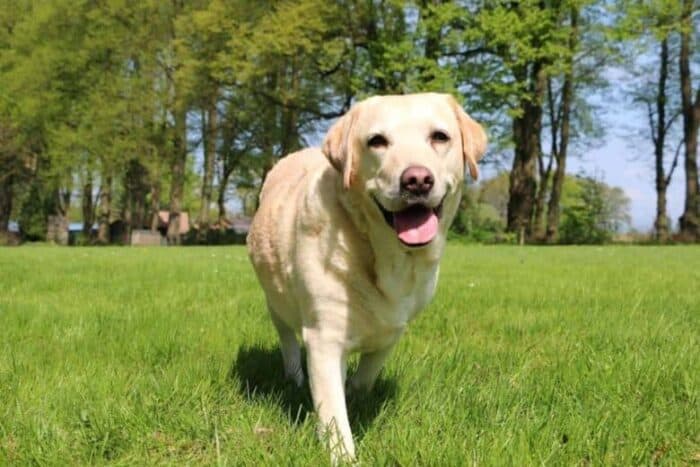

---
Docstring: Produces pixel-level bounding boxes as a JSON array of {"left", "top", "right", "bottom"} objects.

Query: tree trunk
[
  {"left": 534, "top": 73, "right": 556, "bottom": 243},
  {"left": 125, "top": 159, "right": 148, "bottom": 231},
  {"left": 46, "top": 213, "right": 69, "bottom": 245},
  {"left": 655, "top": 187, "right": 669, "bottom": 241},
  {"left": 679, "top": 0, "right": 700, "bottom": 240},
  {"left": 654, "top": 38, "right": 670, "bottom": 242},
  {"left": 198, "top": 93, "right": 217, "bottom": 241},
  {"left": 149, "top": 161, "right": 161, "bottom": 232},
  {"left": 532, "top": 162, "right": 551, "bottom": 241},
  {"left": 167, "top": 104, "right": 188, "bottom": 245},
  {"left": 97, "top": 174, "right": 111, "bottom": 244},
  {"left": 256, "top": 159, "right": 275, "bottom": 212},
  {"left": 546, "top": 7, "right": 577, "bottom": 244},
  {"left": 507, "top": 62, "right": 546, "bottom": 242},
  {"left": 54, "top": 187, "right": 71, "bottom": 245},
  {"left": 217, "top": 166, "right": 233, "bottom": 225},
  {"left": 122, "top": 176, "right": 133, "bottom": 245},
  {"left": 0, "top": 173, "right": 13, "bottom": 234},
  {"left": 81, "top": 176, "right": 94, "bottom": 239}
]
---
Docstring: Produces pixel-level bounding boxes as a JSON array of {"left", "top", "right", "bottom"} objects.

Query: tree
[
  {"left": 449, "top": 1, "right": 598, "bottom": 243},
  {"left": 0, "top": 0, "right": 88, "bottom": 242},
  {"left": 628, "top": 31, "right": 683, "bottom": 242},
  {"left": 175, "top": 0, "right": 230, "bottom": 239},
  {"left": 530, "top": 8, "right": 581, "bottom": 244},
  {"left": 216, "top": 0, "right": 355, "bottom": 207},
  {"left": 0, "top": 4, "right": 32, "bottom": 236},
  {"left": 477, "top": 172, "right": 511, "bottom": 223},
  {"left": 559, "top": 174, "right": 631, "bottom": 244},
  {"left": 451, "top": 185, "right": 507, "bottom": 243},
  {"left": 651, "top": 37, "right": 682, "bottom": 241},
  {"left": 0, "top": 0, "right": 663, "bottom": 246},
  {"left": 0, "top": 118, "right": 31, "bottom": 235},
  {"left": 544, "top": 5, "right": 580, "bottom": 243},
  {"left": 618, "top": 0, "right": 700, "bottom": 241},
  {"left": 678, "top": 0, "right": 700, "bottom": 240},
  {"left": 476, "top": 2, "right": 563, "bottom": 242}
]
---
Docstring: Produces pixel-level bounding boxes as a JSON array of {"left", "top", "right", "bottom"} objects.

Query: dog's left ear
[
  {"left": 322, "top": 107, "right": 359, "bottom": 189},
  {"left": 449, "top": 96, "right": 487, "bottom": 180}
]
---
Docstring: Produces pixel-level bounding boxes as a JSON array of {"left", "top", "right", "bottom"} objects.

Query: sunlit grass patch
[{"left": 0, "top": 245, "right": 698, "bottom": 464}]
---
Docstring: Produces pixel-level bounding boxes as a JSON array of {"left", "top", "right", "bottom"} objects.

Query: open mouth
[{"left": 373, "top": 197, "right": 444, "bottom": 247}]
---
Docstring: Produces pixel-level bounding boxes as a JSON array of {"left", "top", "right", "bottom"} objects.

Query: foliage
[
  {"left": 0, "top": 1, "right": 694, "bottom": 243},
  {"left": 560, "top": 175, "right": 631, "bottom": 244},
  {"left": 452, "top": 172, "right": 631, "bottom": 244},
  {"left": 17, "top": 180, "right": 48, "bottom": 241},
  {"left": 451, "top": 178, "right": 509, "bottom": 243}
]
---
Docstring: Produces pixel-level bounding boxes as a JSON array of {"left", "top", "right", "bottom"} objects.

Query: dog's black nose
[{"left": 400, "top": 166, "right": 434, "bottom": 196}]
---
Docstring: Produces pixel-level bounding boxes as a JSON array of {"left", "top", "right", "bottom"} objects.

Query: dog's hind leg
[
  {"left": 270, "top": 311, "right": 304, "bottom": 387},
  {"left": 348, "top": 343, "right": 396, "bottom": 393}
]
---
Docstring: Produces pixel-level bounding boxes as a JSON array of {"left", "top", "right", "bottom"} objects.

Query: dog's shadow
[{"left": 229, "top": 345, "right": 397, "bottom": 437}]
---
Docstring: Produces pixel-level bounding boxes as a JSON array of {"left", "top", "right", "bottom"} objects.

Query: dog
[{"left": 247, "top": 93, "right": 487, "bottom": 461}]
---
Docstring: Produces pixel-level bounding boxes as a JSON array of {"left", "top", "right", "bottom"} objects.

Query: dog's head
[{"left": 323, "top": 93, "right": 487, "bottom": 249}]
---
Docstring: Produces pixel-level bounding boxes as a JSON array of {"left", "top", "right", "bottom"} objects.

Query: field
[{"left": 0, "top": 245, "right": 698, "bottom": 465}]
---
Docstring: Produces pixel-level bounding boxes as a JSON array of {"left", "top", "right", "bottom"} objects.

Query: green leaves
[
  {"left": 559, "top": 174, "right": 631, "bottom": 243},
  {"left": 0, "top": 0, "right": 686, "bottom": 242}
]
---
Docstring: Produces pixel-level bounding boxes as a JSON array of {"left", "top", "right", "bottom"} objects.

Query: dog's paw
[{"left": 328, "top": 437, "right": 357, "bottom": 466}]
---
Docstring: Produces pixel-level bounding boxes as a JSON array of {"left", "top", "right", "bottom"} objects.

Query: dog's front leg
[{"left": 303, "top": 330, "right": 355, "bottom": 462}]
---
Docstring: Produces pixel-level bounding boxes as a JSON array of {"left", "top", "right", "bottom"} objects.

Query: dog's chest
[
  {"left": 378, "top": 260, "right": 437, "bottom": 317},
  {"left": 348, "top": 258, "right": 437, "bottom": 352}
]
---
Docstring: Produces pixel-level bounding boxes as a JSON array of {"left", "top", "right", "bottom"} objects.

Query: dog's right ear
[{"left": 322, "top": 108, "right": 358, "bottom": 190}]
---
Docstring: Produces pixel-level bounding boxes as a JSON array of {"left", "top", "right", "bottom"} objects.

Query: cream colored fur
[{"left": 247, "top": 93, "right": 486, "bottom": 461}]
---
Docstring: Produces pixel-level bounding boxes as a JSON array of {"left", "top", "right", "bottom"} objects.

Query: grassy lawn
[{"left": 0, "top": 245, "right": 698, "bottom": 465}]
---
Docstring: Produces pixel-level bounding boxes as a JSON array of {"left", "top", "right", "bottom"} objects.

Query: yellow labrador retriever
[{"left": 247, "top": 93, "right": 486, "bottom": 460}]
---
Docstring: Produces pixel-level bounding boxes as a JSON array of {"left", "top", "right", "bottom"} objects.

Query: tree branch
[
  {"left": 665, "top": 138, "right": 683, "bottom": 187},
  {"left": 252, "top": 88, "right": 351, "bottom": 119},
  {"left": 646, "top": 100, "right": 658, "bottom": 147},
  {"left": 441, "top": 46, "right": 495, "bottom": 59},
  {"left": 663, "top": 109, "right": 681, "bottom": 135}
]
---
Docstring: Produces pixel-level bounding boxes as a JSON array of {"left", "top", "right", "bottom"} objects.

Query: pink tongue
[{"left": 393, "top": 205, "right": 438, "bottom": 245}]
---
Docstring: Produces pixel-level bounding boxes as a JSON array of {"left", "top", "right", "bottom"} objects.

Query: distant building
[
  {"left": 68, "top": 222, "right": 97, "bottom": 245},
  {"left": 130, "top": 229, "right": 164, "bottom": 246},
  {"left": 2, "top": 221, "right": 21, "bottom": 245},
  {"left": 69, "top": 222, "right": 97, "bottom": 233}
]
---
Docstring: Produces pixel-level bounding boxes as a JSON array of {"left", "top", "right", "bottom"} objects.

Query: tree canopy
[{"left": 0, "top": 0, "right": 698, "bottom": 245}]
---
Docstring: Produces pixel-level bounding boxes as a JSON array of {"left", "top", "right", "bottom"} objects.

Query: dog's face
[{"left": 323, "top": 93, "right": 487, "bottom": 249}]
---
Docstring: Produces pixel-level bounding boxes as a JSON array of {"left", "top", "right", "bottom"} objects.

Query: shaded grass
[{"left": 0, "top": 245, "right": 698, "bottom": 465}]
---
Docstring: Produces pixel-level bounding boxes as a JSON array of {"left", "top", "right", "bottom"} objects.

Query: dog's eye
[
  {"left": 367, "top": 134, "right": 389, "bottom": 149},
  {"left": 431, "top": 131, "right": 450, "bottom": 143}
]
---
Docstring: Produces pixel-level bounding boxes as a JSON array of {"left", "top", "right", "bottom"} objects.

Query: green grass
[{"left": 0, "top": 246, "right": 698, "bottom": 465}]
